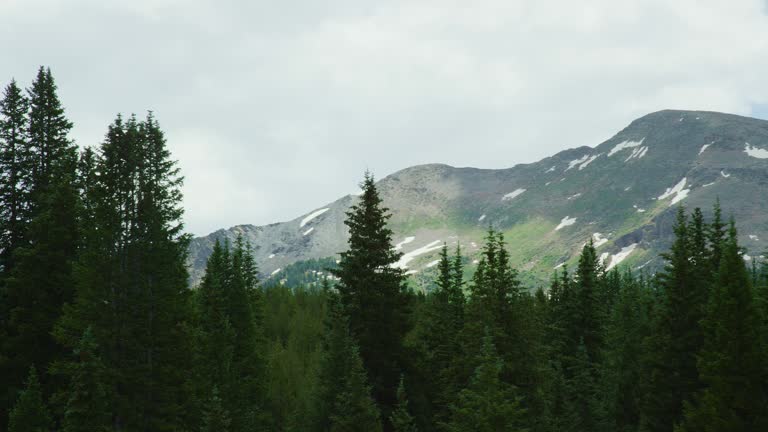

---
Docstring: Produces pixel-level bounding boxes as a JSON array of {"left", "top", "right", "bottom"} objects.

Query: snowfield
[
  {"left": 394, "top": 240, "right": 443, "bottom": 269},
  {"left": 658, "top": 178, "right": 690, "bottom": 206},
  {"left": 502, "top": 188, "right": 526, "bottom": 201},
  {"left": 555, "top": 216, "right": 577, "bottom": 231},
  {"left": 744, "top": 143, "right": 768, "bottom": 159},
  {"left": 608, "top": 138, "right": 645, "bottom": 157},
  {"left": 299, "top": 208, "right": 330, "bottom": 228},
  {"left": 606, "top": 243, "right": 638, "bottom": 271}
]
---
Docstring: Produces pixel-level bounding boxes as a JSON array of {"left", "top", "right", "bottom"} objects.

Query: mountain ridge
[{"left": 187, "top": 109, "right": 768, "bottom": 287}]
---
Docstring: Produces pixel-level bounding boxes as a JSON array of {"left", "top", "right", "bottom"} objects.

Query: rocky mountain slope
[{"left": 187, "top": 110, "right": 768, "bottom": 287}]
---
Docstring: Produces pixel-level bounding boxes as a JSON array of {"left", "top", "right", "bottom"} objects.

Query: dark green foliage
[
  {"left": 600, "top": 271, "right": 651, "bottom": 432},
  {"left": 331, "top": 172, "right": 410, "bottom": 428},
  {"left": 677, "top": 223, "right": 768, "bottom": 431},
  {"left": 442, "top": 332, "right": 526, "bottom": 432},
  {"left": 640, "top": 207, "right": 708, "bottom": 432},
  {"left": 409, "top": 244, "right": 465, "bottom": 428},
  {"left": 313, "top": 290, "right": 382, "bottom": 432},
  {"left": 58, "top": 327, "right": 111, "bottom": 432},
  {"left": 390, "top": 377, "right": 418, "bottom": 432},
  {"left": 201, "top": 387, "right": 231, "bottom": 432},
  {"left": 1, "top": 69, "right": 767, "bottom": 432},
  {"left": 195, "top": 236, "right": 269, "bottom": 431},
  {"left": 8, "top": 367, "right": 52, "bottom": 432},
  {"left": 0, "top": 79, "right": 32, "bottom": 274},
  {"left": 1, "top": 68, "right": 79, "bottom": 424},
  {"left": 54, "top": 112, "right": 193, "bottom": 431}
]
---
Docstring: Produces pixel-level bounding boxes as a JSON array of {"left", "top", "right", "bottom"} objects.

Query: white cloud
[{"left": 2, "top": 0, "right": 768, "bottom": 235}]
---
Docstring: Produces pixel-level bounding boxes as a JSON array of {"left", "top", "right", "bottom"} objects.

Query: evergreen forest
[{"left": 1, "top": 67, "right": 767, "bottom": 432}]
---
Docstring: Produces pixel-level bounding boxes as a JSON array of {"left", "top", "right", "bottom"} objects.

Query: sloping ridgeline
[{"left": 188, "top": 110, "right": 768, "bottom": 288}]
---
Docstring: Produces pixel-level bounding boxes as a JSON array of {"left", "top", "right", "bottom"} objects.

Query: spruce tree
[
  {"left": 678, "top": 223, "right": 768, "bottom": 431},
  {"left": 443, "top": 331, "right": 526, "bottom": 432},
  {"left": 416, "top": 244, "right": 465, "bottom": 427},
  {"left": 390, "top": 377, "right": 418, "bottom": 432},
  {"left": 600, "top": 271, "right": 651, "bottom": 432},
  {"left": 0, "top": 78, "right": 33, "bottom": 427},
  {"left": 0, "top": 78, "right": 32, "bottom": 274},
  {"left": 200, "top": 387, "right": 231, "bottom": 432},
  {"left": 329, "top": 343, "right": 384, "bottom": 432},
  {"left": 59, "top": 327, "right": 111, "bottom": 432},
  {"left": 54, "top": 113, "right": 193, "bottom": 431},
  {"left": 7, "top": 367, "right": 52, "bottom": 432},
  {"left": 313, "top": 289, "right": 382, "bottom": 432},
  {"left": 2, "top": 67, "right": 79, "bottom": 421},
  {"left": 641, "top": 207, "right": 705, "bottom": 432},
  {"left": 330, "top": 171, "right": 410, "bottom": 429}
]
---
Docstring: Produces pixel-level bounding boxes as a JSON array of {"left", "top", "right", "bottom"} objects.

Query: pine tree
[
  {"left": 2, "top": 67, "right": 79, "bottom": 422},
  {"left": 329, "top": 343, "right": 384, "bottom": 432},
  {"left": 200, "top": 387, "right": 231, "bottom": 432},
  {"left": 59, "top": 327, "right": 111, "bottom": 432},
  {"left": 390, "top": 377, "right": 418, "bottom": 432},
  {"left": 0, "top": 78, "right": 33, "bottom": 427},
  {"left": 443, "top": 331, "right": 526, "bottom": 432},
  {"left": 0, "top": 78, "right": 32, "bottom": 274},
  {"left": 562, "top": 340, "right": 603, "bottom": 432},
  {"left": 677, "top": 222, "right": 768, "bottom": 431},
  {"left": 641, "top": 207, "right": 706, "bottom": 432},
  {"left": 54, "top": 113, "right": 193, "bottom": 431},
  {"left": 572, "top": 240, "right": 603, "bottom": 364},
  {"left": 415, "top": 244, "right": 465, "bottom": 427},
  {"left": 600, "top": 271, "right": 651, "bottom": 432},
  {"left": 195, "top": 237, "right": 269, "bottom": 431},
  {"left": 313, "top": 289, "right": 382, "bottom": 432},
  {"left": 330, "top": 171, "right": 410, "bottom": 428},
  {"left": 8, "top": 367, "right": 52, "bottom": 432}
]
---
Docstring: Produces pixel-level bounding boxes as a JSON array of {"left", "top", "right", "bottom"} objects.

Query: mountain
[{"left": 187, "top": 109, "right": 768, "bottom": 288}]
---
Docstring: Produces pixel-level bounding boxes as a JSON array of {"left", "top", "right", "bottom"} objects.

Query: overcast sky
[{"left": 2, "top": 0, "right": 768, "bottom": 235}]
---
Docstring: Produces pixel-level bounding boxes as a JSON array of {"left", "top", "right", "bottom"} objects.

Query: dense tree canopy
[{"left": 1, "top": 68, "right": 767, "bottom": 432}]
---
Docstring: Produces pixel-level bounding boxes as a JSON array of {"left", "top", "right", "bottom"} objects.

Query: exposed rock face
[{"left": 188, "top": 110, "right": 768, "bottom": 287}]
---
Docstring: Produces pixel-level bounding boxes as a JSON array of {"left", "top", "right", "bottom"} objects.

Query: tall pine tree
[
  {"left": 678, "top": 222, "right": 768, "bottom": 432},
  {"left": 55, "top": 112, "right": 193, "bottom": 431},
  {"left": 331, "top": 171, "right": 410, "bottom": 430}
]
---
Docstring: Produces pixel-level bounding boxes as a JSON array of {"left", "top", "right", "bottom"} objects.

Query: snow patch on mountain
[
  {"left": 478, "top": 214, "right": 486, "bottom": 222},
  {"left": 699, "top": 143, "right": 712, "bottom": 155},
  {"left": 606, "top": 243, "right": 638, "bottom": 271},
  {"left": 502, "top": 188, "right": 526, "bottom": 201},
  {"left": 394, "top": 236, "right": 416, "bottom": 251},
  {"left": 425, "top": 259, "right": 440, "bottom": 268},
  {"left": 608, "top": 138, "right": 645, "bottom": 157},
  {"left": 592, "top": 232, "right": 608, "bottom": 247},
  {"left": 565, "top": 155, "right": 590, "bottom": 171},
  {"left": 303, "top": 227, "right": 314, "bottom": 236},
  {"left": 271, "top": 268, "right": 281, "bottom": 276},
  {"left": 567, "top": 193, "right": 582, "bottom": 200},
  {"left": 394, "top": 240, "right": 443, "bottom": 269},
  {"left": 658, "top": 178, "right": 690, "bottom": 206},
  {"left": 624, "top": 146, "right": 648, "bottom": 162},
  {"left": 720, "top": 170, "right": 730, "bottom": 178},
  {"left": 744, "top": 143, "right": 768, "bottom": 159},
  {"left": 545, "top": 166, "right": 556, "bottom": 173},
  {"left": 578, "top": 154, "right": 601, "bottom": 170},
  {"left": 300, "top": 208, "right": 330, "bottom": 228},
  {"left": 749, "top": 234, "right": 759, "bottom": 241},
  {"left": 555, "top": 216, "right": 577, "bottom": 231}
]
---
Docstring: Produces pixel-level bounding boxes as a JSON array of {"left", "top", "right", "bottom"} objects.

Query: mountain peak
[{"left": 187, "top": 110, "right": 768, "bottom": 287}]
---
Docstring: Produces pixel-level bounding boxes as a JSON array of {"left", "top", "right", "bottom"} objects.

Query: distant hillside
[{"left": 188, "top": 110, "right": 768, "bottom": 287}]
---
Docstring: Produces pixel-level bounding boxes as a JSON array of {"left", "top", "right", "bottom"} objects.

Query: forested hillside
[{"left": 1, "top": 68, "right": 767, "bottom": 432}]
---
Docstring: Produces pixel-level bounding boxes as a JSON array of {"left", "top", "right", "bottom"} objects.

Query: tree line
[{"left": 1, "top": 67, "right": 767, "bottom": 432}]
